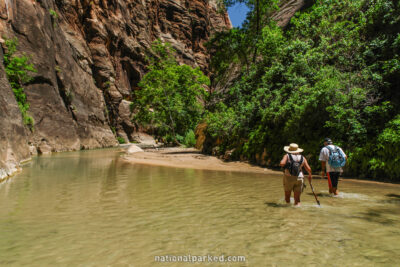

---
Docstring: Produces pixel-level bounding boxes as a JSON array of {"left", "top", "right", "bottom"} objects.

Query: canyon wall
[
  {"left": 0, "top": 0, "right": 307, "bottom": 179},
  {"left": 0, "top": 0, "right": 231, "bottom": 179},
  {"left": 0, "top": 48, "right": 30, "bottom": 179}
]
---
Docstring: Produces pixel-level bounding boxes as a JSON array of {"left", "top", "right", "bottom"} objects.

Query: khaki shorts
[{"left": 283, "top": 174, "right": 303, "bottom": 193}]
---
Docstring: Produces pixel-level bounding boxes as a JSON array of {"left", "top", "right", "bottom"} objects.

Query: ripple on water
[{"left": 0, "top": 149, "right": 400, "bottom": 266}]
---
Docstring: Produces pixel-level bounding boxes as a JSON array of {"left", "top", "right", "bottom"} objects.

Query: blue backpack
[{"left": 326, "top": 145, "right": 346, "bottom": 168}]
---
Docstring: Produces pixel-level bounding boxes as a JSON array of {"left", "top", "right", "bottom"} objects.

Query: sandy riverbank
[
  {"left": 121, "top": 147, "right": 280, "bottom": 174},
  {"left": 121, "top": 146, "right": 400, "bottom": 187}
]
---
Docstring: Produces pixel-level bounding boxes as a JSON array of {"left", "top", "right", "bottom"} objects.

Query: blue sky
[{"left": 227, "top": 3, "right": 250, "bottom": 28}]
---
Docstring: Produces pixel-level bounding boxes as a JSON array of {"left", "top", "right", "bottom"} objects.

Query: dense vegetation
[
  {"left": 204, "top": 0, "right": 400, "bottom": 180},
  {"left": 3, "top": 38, "right": 37, "bottom": 129},
  {"left": 132, "top": 41, "right": 209, "bottom": 146},
  {"left": 134, "top": 1, "right": 399, "bottom": 180}
]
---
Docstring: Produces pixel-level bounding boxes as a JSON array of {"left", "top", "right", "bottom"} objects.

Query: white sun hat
[{"left": 284, "top": 143, "right": 304, "bottom": 153}]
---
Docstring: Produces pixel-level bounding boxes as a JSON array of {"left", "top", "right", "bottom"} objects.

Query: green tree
[
  {"left": 205, "top": 0, "right": 400, "bottom": 180},
  {"left": 132, "top": 41, "right": 209, "bottom": 145},
  {"left": 207, "top": 28, "right": 252, "bottom": 75},
  {"left": 217, "top": 0, "right": 279, "bottom": 62}
]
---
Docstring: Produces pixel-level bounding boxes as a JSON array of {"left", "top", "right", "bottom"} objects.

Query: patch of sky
[{"left": 227, "top": 2, "right": 250, "bottom": 28}]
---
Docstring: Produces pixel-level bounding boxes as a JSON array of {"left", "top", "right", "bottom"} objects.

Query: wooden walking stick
[{"left": 309, "top": 179, "right": 321, "bottom": 206}]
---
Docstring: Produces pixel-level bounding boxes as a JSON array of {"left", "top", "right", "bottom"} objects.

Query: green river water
[{"left": 0, "top": 148, "right": 400, "bottom": 266}]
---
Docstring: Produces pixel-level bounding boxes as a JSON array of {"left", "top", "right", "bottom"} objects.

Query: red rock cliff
[{"left": 0, "top": 0, "right": 231, "bottom": 178}]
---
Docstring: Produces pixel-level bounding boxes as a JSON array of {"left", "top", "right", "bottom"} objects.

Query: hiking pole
[{"left": 308, "top": 179, "right": 321, "bottom": 206}]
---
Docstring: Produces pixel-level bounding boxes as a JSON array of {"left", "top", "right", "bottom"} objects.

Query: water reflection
[{"left": 0, "top": 149, "right": 400, "bottom": 266}]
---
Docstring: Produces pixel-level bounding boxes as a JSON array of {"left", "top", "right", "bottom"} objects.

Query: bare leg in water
[
  {"left": 294, "top": 191, "right": 301, "bottom": 206},
  {"left": 285, "top": 191, "right": 291, "bottom": 203},
  {"left": 332, "top": 187, "right": 339, "bottom": 195}
]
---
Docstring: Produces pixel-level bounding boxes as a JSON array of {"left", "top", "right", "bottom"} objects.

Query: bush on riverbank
[{"left": 132, "top": 41, "right": 209, "bottom": 146}]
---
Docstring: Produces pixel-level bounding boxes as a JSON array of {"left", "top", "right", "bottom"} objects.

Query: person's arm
[
  {"left": 319, "top": 148, "right": 327, "bottom": 177},
  {"left": 321, "top": 161, "right": 326, "bottom": 177},
  {"left": 303, "top": 157, "right": 312, "bottom": 181},
  {"left": 280, "top": 154, "right": 288, "bottom": 167}
]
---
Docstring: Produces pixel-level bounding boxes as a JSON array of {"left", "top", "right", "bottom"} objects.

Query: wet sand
[
  {"left": 122, "top": 147, "right": 279, "bottom": 174},
  {"left": 121, "top": 146, "right": 400, "bottom": 187}
]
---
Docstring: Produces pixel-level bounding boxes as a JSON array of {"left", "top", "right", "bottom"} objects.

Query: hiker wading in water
[
  {"left": 319, "top": 138, "right": 347, "bottom": 195},
  {"left": 280, "top": 143, "right": 312, "bottom": 206}
]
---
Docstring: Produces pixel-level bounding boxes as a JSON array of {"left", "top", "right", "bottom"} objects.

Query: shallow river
[{"left": 1, "top": 149, "right": 400, "bottom": 266}]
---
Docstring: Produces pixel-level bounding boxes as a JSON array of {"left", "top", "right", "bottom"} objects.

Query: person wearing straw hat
[{"left": 280, "top": 143, "right": 312, "bottom": 206}]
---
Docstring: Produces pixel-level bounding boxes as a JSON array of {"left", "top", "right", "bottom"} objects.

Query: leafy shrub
[
  {"left": 183, "top": 130, "right": 196, "bottom": 147},
  {"left": 49, "top": 9, "right": 58, "bottom": 27},
  {"left": 49, "top": 9, "right": 58, "bottom": 19},
  {"left": 132, "top": 40, "right": 209, "bottom": 145},
  {"left": 3, "top": 37, "right": 37, "bottom": 129},
  {"left": 373, "top": 115, "right": 400, "bottom": 178},
  {"left": 117, "top": 137, "right": 126, "bottom": 144}
]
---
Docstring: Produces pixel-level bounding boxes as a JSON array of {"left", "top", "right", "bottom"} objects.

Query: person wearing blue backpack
[{"left": 319, "top": 138, "right": 347, "bottom": 195}]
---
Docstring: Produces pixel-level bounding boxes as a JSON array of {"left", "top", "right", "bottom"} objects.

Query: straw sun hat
[{"left": 284, "top": 143, "right": 304, "bottom": 154}]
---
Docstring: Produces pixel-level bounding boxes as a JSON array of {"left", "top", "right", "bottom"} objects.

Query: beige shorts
[{"left": 283, "top": 174, "right": 303, "bottom": 193}]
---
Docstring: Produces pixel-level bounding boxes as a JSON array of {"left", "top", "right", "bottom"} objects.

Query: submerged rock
[{"left": 37, "top": 143, "right": 53, "bottom": 155}]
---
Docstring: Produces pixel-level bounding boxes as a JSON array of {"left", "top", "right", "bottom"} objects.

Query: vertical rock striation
[
  {"left": 272, "top": 0, "right": 314, "bottom": 28},
  {"left": 0, "top": 0, "right": 230, "bottom": 178},
  {"left": 0, "top": 48, "right": 30, "bottom": 180}
]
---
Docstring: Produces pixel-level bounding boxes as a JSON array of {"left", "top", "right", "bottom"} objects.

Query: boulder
[
  {"left": 195, "top": 122, "right": 207, "bottom": 150},
  {"left": 127, "top": 144, "right": 144, "bottom": 154},
  {"left": 37, "top": 143, "right": 53, "bottom": 155},
  {"left": 132, "top": 132, "right": 156, "bottom": 145}
]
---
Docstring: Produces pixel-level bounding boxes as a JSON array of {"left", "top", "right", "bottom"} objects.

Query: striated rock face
[
  {"left": 0, "top": 48, "right": 30, "bottom": 180},
  {"left": 0, "top": 0, "right": 231, "bottom": 177},
  {"left": 0, "top": 0, "right": 306, "bottom": 178},
  {"left": 272, "top": 0, "right": 314, "bottom": 27}
]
